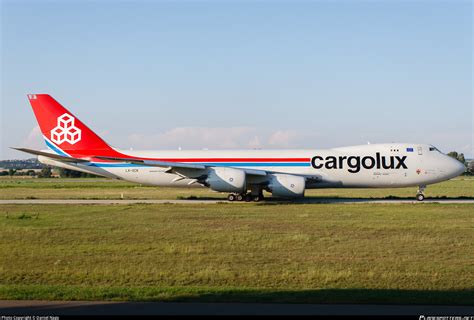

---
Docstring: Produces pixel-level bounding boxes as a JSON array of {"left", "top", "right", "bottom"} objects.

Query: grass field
[
  {"left": 0, "top": 177, "right": 473, "bottom": 304},
  {"left": 1, "top": 176, "right": 473, "bottom": 200},
  {"left": 0, "top": 203, "right": 473, "bottom": 304}
]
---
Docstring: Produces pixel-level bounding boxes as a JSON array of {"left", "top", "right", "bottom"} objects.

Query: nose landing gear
[
  {"left": 416, "top": 185, "right": 426, "bottom": 201},
  {"left": 416, "top": 193, "right": 425, "bottom": 201}
]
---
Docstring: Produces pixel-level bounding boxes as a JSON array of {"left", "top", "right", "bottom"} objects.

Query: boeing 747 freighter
[{"left": 14, "top": 94, "right": 465, "bottom": 201}]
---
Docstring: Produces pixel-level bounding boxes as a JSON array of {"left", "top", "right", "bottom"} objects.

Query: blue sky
[{"left": 1, "top": 0, "right": 472, "bottom": 159}]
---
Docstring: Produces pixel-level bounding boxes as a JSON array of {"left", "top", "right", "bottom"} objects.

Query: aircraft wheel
[
  {"left": 228, "top": 194, "right": 236, "bottom": 201},
  {"left": 253, "top": 195, "right": 262, "bottom": 202},
  {"left": 236, "top": 194, "right": 244, "bottom": 201},
  {"left": 416, "top": 193, "right": 425, "bottom": 201},
  {"left": 245, "top": 194, "right": 252, "bottom": 202}
]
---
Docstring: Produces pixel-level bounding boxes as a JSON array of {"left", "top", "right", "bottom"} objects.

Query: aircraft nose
[{"left": 447, "top": 157, "right": 465, "bottom": 178}]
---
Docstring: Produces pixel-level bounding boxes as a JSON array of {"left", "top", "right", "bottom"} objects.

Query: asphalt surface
[
  {"left": 1, "top": 300, "right": 473, "bottom": 315},
  {"left": 0, "top": 198, "right": 473, "bottom": 204}
]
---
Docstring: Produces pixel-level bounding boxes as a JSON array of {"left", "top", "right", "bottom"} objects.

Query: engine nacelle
[
  {"left": 205, "top": 167, "right": 246, "bottom": 193},
  {"left": 268, "top": 174, "right": 305, "bottom": 198}
]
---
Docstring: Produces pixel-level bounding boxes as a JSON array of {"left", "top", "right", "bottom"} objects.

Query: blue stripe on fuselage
[{"left": 88, "top": 163, "right": 146, "bottom": 168}]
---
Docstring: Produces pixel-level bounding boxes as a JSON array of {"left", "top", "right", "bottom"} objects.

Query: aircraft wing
[
  {"left": 95, "top": 156, "right": 207, "bottom": 170},
  {"left": 94, "top": 155, "right": 268, "bottom": 176},
  {"left": 95, "top": 156, "right": 326, "bottom": 182}
]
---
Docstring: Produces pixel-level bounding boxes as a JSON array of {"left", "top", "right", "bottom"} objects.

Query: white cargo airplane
[{"left": 14, "top": 94, "right": 465, "bottom": 201}]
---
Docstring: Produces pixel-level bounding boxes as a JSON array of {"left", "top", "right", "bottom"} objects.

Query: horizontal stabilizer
[{"left": 11, "top": 148, "right": 90, "bottom": 163}]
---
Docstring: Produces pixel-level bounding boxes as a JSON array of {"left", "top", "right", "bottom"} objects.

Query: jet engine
[
  {"left": 205, "top": 167, "right": 246, "bottom": 193},
  {"left": 268, "top": 174, "right": 305, "bottom": 198}
]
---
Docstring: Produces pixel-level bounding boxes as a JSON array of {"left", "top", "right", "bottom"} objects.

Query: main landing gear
[
  {"left": 416, "top": 185, "right": 426, "bottom": 201},
  {"left": 227, "top": 192, "right": 264, "bottom": 202}
]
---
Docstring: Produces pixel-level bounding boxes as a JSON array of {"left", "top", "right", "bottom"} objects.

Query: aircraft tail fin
[{"left": 27, "top": 94, "right": 113, "bottom": 157}]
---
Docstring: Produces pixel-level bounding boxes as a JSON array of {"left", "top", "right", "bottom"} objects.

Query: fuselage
[{"left": 39, "top": 142, "right": 465, "bottom": 190}]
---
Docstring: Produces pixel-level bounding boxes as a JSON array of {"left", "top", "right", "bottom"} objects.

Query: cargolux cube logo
[{"left": 50, "top": 113, "right": 82, "bottom": 145}]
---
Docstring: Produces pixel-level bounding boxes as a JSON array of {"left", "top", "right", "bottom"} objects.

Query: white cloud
[
  {"left": 248, "top": 135, "right": 262, "bottom": 149},
  {"left": 22, "top": 125, "right": 43, "bottom": 150},
  {"left": 268, "top": 130, "right": 298, "bottom": 147}
]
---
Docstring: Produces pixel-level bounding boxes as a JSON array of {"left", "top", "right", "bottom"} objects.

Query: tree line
[{"left": 0, "top": 167, "right": 100, "bottom": 178}]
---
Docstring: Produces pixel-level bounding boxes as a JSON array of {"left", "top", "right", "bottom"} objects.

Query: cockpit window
[{"left": 429, "top": 146, "right": 441, "bottom": 152}]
